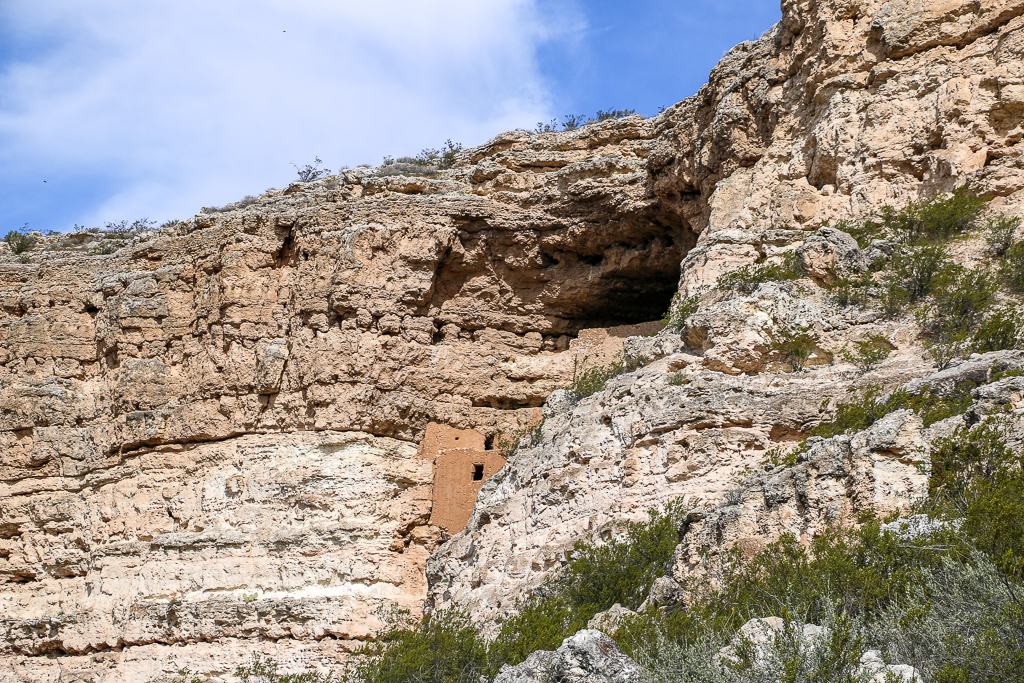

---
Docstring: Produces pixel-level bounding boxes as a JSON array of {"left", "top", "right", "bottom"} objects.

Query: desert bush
[
  {"left": 716, "top": 253, "right": 804, "bottom": 295},
  {"left": 5, "top": 230, "right": 36, "bottom": 255},
  {"left": 769, "top": 328, "right": 818, "bottom": 372},
  {"left": 292, "top": 157, "right": 330, "bottom": 182},
  {"left": 662, "top": 291, "right": 702, "bottom": 332},
  {"left": 234, "top": 653, "right": 334, "bottom": 683},
  {"left": 971, "top": 307, "right": 1023, "bottom": 353},
  {"left": 841, "top": 335, "right": 894, "bottom": 374},
  {"left": 1001, "top": 240, "right": 1024, "bottom": 292},
  {"left": 561, "top": 114, "right": 585, "bottom": 130},
  {"left": 592, "top": 108, "right": 637, "bottom": 121},
  {"left": 985, "top": 215, "right": 1020, "bottom": 257},
  {"left": 416, "top": 140, "right": 463, "bottom": 169},
  {"left": 810, "top": 382, "right": 975, "bottom": 439},
  {"left": 884, "top": 245, "right": 951, "bottom": 307},
  {"left": 353, "top": 607, "right": 487, "bottom": 683},
  {"left": 919, "top": 265, "right": 997, "bottom": 337},
  {"left": 916, "top": 265, "right": 997, "bottom": 367},
  {"left": 874, "top": 551, "right": 1024, "bottom": 683},
  {"left": 827, "top": 272, "right": 873, "bottom": 307},
  {"left": 568, "top": 355, "right": 624, "bottom": 399},
  {"left": 668, "top": 372, "right": 690, "bottom": 386},
  {"left": 879, "top": 188, "right": 986, "bottom": 245}
]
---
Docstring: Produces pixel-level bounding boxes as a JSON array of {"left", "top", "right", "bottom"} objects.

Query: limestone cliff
[{"left": 2, "top": 0, "right": 1024, "bottom": 681}]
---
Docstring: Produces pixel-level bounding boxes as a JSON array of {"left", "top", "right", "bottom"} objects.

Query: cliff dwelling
[{"left": 418, "top": 423, "right": 506, "bottom": 534}]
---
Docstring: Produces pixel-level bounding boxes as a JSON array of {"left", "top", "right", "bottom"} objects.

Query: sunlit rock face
[{"left": 5, "top": 0, "right": 1024, "bottom": 680}]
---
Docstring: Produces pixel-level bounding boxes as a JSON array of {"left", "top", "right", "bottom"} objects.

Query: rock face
[{"left": 3, "top": 0, "right": 1024, "bottom": 681}]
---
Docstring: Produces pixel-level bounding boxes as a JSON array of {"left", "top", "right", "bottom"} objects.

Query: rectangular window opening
[{"left": 472, "top": 464, "right": 484, "bottom": 481}]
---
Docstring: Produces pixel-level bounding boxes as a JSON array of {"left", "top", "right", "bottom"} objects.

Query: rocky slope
[{"left": 3, "top": 0, "right": 1024, "bottom": 681}]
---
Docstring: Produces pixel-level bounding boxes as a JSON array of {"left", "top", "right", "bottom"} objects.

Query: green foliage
[
  {"left": 1000, "top": 240, "right": 1024, "bottom": 292},
  {"left": 716, "top": 253, "right": 804, "bottom": 295},
  {"left": 840, "top": 335, "right": 894, "bottom": 374},
  {"left": 970, "top": 307, "right": 1023, "bottom": 354},
  {"left": 496, "top": 425, "right": 532, "bottom": 460},
  {"left": 662, "top": 291, "right": 701, "bottom": 332},
  {"left": 668, "top": 372, "right": 690, "bottom": 386},
  {"left": 884, "top": 245, "right": 951, "bottom": 308},
  {"left": 416, "top": 140, "right": 463, "bottom": 169},
  {"left": 770, "top": 328, "right": 819, "bottom": 372},
  {"left": 353, "top": 608, "right": 487, "bottom": 683},
  {"left": 878, "top": 188, "right": 987, "bottom": 245},
  {"left": 827, "top": 272, "right": 873, "bottom": 308},
  {"left": 568, "top": 354, "right": 624, "bottom": 399},
  {"left": 929, "top": 421, "right": 1024, "bottom": 580},
  {"left": 985, "top": 214, "right": 1020, "bottom": 257},
  {"left": 292, "top": 156, "right": 331, "bottom": 182},
  {"left": 356, "top": 503, "right": 685, "bottom": 679},
  {"left": 243, "top": 592, "right": 258, "bottom": 603},
  {"left": 764, "top": 444, "right": 806, "bottom": 469},
  {"left": 5, "top": 229, "right": 35, "bottom": 255},
  {"left": 810, "top": 382, "right": 975, "bottom": 439},
  {"left": 560, "top": 502, "right": 686, "bottom": 612},
  {"left": 639, "top": 421, "right": 1024, "bottom": 683},
  {"left": 235, "top": 653, "right": 334, "bottom": 683},
  {"left": 592, "top": 108, "right": 638, "bottom": 121},
  {"left": 172, "top": 668, "right": 204, "bottom": 683},
  {"left": 919, "top": 265, "right": 997, "bottom": 337}
]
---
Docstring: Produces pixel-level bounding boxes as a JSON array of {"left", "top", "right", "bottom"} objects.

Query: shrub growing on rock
[
  {"left": 716, "top": 252, "right": 804, "bottom": 295},
  {"left": 4, "top": 229, "right": 35, "bottom": 255}
]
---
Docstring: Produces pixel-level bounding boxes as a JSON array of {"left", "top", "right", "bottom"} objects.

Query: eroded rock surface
[{"left": 4, "top": 0, "right": 1024, "bottom": 680}]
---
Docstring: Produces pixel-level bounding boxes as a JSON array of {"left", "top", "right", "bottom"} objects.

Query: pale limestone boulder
[
  {"left": 493, "top": 630, "right": 640, "bottom": 683},
  {"left": 586, "top": 603, "right": 636, "bottom": 635},
  {"left": 796, "top": 228, "right": 867, "bottom": 284}
]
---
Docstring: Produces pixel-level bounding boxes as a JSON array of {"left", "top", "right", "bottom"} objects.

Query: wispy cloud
[{"left": 0, "top": 0, "right": 559, "bottom": 229}]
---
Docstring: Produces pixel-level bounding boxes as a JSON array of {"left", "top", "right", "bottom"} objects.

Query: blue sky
[{"left": 0, "top": 1, "right": 781, "bottom": 234}]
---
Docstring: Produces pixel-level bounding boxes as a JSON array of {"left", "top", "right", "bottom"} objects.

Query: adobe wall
[{"left": 418, "top": 422, "right": 506, "bottom": 534}]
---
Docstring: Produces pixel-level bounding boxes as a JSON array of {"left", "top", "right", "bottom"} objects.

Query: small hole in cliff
[
  {"left": 484, "top": 434, "right": 495, "bottom": 450},
  {"left": 472, "top": 464, "right": 484, "bottom": 481}
]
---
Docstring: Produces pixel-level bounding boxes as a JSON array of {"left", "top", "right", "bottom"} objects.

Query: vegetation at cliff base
[
  {"left": 347, "top": 416, "right": 1024, "bottom": 682},
  {"left": 350, "top": 502, "right": 686, "bottom": 683}
]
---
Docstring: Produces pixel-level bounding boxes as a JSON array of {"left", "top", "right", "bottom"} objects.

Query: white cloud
[{"left": 0, "top": 0, "right": 560, "bottom": 226}]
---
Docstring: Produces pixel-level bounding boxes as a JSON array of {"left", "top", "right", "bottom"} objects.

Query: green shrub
[
  {"left": 840, "top": 335, "right": 894, "bottom": 374},
  {"left": 234, "top": 654, "right": 334, "bottom": 682},
  {"left": 827, "top": 272, "right": 873, "bottom": 307},
  {"left": 592, "top": 108, "right": 637, "bottom": 121},
  {"left": 971, "top": 307, "right": 1023, "bottom": 353},
  {"left": 569, "top": 356, "right": 624, "bottom": 399},
  {"left": 1001, "top": 241, "right": 1024, "bottom": 292},
  {"left": 353, "top": 608, "right": 487, "bottom": 683},
  {"left": 810, "top": 382, "right": 974, "bottom": 439},
  {"left": 292, "top": 157, "right": 331, "bottom": 182},
  {"left": 662, "top": 292, "right": 701, "bottom": 332},
  {"left": 885, "top": 245, "right": 951, "bottom": 305},
  {"left": 919, "top": 265, "right": 997, "bottom": 338},
  {"left": 667, "top": 372, "right": 690, "bottom": 386},
  {"left": 416, "top": 140, "right": 463, "bottom": 169},
  {"left": 717, "top": 253, "right": 804, "bottom": 295},
  {"left": 4, "top": 230, "right": 35, "bottom": 255},
  {"left": 879, "top": 188, "right": 987, "bottom": 245},
  {"left": 985, "top": 215, "right": 1020, "bottom": 257},
  {"left": 769, "top": 328, "right": 819, "bottom": 372}
]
